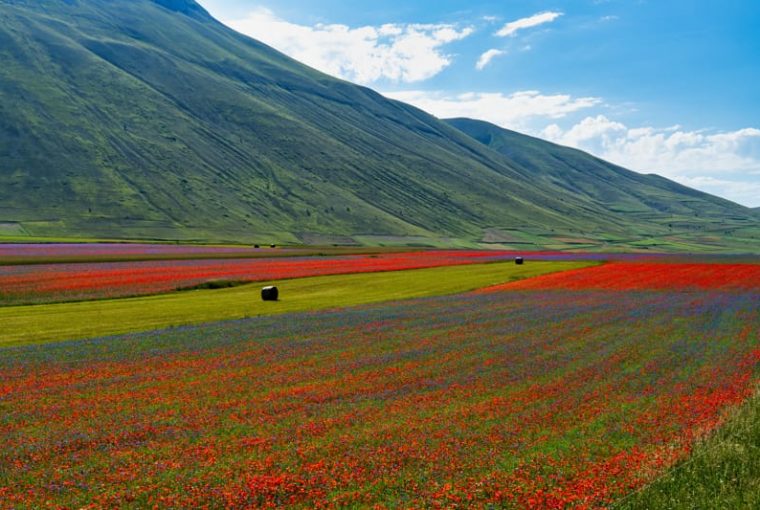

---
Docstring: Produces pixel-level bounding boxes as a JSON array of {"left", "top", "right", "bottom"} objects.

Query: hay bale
[
  {"left": 515, "top": 256, "right": 524, "bottom": 265},
  {"left": 261, "top": 286, "right": 279, "bottom": 301}
]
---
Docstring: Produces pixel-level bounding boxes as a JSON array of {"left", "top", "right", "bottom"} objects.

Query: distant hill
[
  {"left": 446, "top": 118, "right": 760, "bottom": 251},
  {"left": 0, "top": 0, "right": 757, "bottom": 251}
]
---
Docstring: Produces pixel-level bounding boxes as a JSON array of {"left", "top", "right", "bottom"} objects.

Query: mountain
[
  {"left": 0, "top": 0, "right": 757, "bottom": 250},
  {"left": 446, "top": 118, "right": 760, "bottom": 250}
]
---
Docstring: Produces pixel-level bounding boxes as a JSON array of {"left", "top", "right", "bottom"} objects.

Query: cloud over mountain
[{"left": 226, "top": 7, "right": 473, "bottom": 84}]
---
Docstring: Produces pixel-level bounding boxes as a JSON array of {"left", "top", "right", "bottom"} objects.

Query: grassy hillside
[
  {"left": 447, "top": 118, "right": 760, "bottom": 252},
  {"left": 0, "top": 0, "right": 757, "bottom": 250}
]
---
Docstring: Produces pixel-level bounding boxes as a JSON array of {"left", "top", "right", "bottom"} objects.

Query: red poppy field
[
  {"left": 480, "top": 262, "right": 760, "bottom": 292},
  {"left": 0, "top": 254, "right": 758, "bottom": 509}
]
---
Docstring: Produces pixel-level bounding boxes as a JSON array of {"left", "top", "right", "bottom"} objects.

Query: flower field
[
  {"left": 0, "top": 250, "right": 528, "bottom": 305},
  {"left": 1, "top": 265, "right": 757, "bottom": 508},
  {"left": 481, "top": 262, "right": 760, "bottom": 292}
]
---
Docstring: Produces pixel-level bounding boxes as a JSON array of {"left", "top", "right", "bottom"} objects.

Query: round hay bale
[
  {"left": 261, "top": 286, "right": 279, "bottom": 301},
  {"left": 515, "top": 256, "right": 524, "bottom": 265}
]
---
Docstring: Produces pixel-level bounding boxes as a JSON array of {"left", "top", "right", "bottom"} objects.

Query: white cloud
[
  {"left": 495, "top": 11, "right": 563, "bottom": 37},
  {"left": 542, "top": 117, "right": 760, "bottom": 177},
  {"left": 382, "top": 90, "right": 600, "bottom": 130},
  {"left": 546, "top": 115, "right": 626, "bottom": 146},
  {"left": 543, "top": 117, "right": 760, "bottom": 206},
  {"left": 224, "top": 7, "right": 474, "bottom": 84},
  {"left": 475, "top": 49, "right": 506, "bottom": 70}
]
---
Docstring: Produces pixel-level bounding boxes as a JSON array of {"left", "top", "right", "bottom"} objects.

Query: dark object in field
[
  {"left": 515, "top": 257, "right": 524, "bottom": 265},
  {"left": 253, "top": 244, "right": 260, "bottom": 249},
  {"left": 270, "top": 244, "right": 277, "bottom": 248},
  {"left": 261, "top": 286, "right": 279, "bottom": 301},
  {"left": 179, "top": 280, "right": 248, "bottom": 291}
]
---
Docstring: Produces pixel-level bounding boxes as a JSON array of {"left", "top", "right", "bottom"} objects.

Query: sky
[{"left": 197, "top": 0, "right": 760, "bottom": 207}]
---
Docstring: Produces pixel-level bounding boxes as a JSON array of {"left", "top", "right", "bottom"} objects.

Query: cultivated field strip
[
  {"left": 0, "top": 261, "right": 591, "bottom": 347},
  {"left": 0, "top": 250, "right": 573, "bottom": 305}
]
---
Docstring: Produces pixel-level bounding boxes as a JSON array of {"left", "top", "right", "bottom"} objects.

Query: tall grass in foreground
[{"left": 616, "top": 387, "right": 760, "bottom": 509}]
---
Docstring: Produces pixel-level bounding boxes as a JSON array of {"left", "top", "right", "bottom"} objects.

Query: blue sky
[{"left": 197, "top": 0, "right": 760, "bottom": 207}]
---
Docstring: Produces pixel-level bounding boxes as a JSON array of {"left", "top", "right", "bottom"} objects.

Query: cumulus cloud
[
  {"left": 475, "top": 49, "right": 506, "bottom": 70},
  {"left": 383, "top": 90, "right": 600, "bottom": 130},
  {"left": 495, "top": 11, "right": 563, "bottom": 37},
  {"left": 542, "top": 117, "right": 760, "bottom": 176},
  {"left": 225, "top": 7, "right": 474, "bottom": 84},
  {"left": 544, "top": 115, "right": 626, "bottom": 146},
  {"left": 543, "top": 117, "right": 760, "bottom": 206}
]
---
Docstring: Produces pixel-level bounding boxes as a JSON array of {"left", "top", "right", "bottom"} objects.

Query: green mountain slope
[
  {"left": 0, "top": 0, "right": 756, "bottom": 250},
  {"left": 446, "top": 118, "right": 760, "bottom": 251}
]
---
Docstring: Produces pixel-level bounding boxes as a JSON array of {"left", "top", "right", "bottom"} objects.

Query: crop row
[
  {"left": 0, "top": 243, "right": 273, "bottom": 258},
  {"left": 0, "top": 243, "right": 652, "bottom": 266}
]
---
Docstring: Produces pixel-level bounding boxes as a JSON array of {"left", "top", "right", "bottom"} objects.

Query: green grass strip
[
  {"left": 615, "top": 387, "right": 760, "bottom": 510},
  {"left": 0, "top": 261, "right": 593, "bottom": 347}
]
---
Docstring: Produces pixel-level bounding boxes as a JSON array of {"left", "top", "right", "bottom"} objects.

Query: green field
[{"left": 0, "top": 260, "right": 593, "bottom": 347}]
